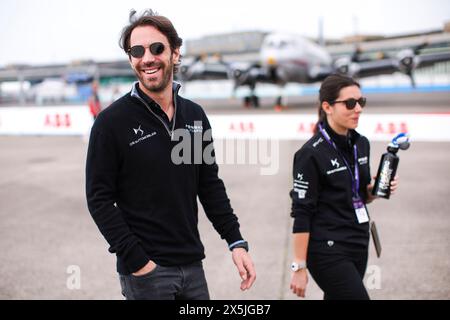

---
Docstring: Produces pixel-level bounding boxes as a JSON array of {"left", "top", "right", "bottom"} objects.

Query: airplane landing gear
[
  {"left": 243, "top": 95, "right": 260, "bottom": 108},
  {"left": 274, "top": 95, "right": 287, "bottom": 112}
]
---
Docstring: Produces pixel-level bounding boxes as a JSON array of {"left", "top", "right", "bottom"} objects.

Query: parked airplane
[{"left": 178, "top": 32, "right": 450, "bottom": 108}]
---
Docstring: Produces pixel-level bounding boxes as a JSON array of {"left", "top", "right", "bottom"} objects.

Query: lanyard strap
[{"left": 318, "top": 124, "right": 360, "bottom": 197}]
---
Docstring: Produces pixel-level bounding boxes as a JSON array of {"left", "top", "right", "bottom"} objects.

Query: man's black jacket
[{"left": 86, "top": 82, "right": 242, "bottom": 275}]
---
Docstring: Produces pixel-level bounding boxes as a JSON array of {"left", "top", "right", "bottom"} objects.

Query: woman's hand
[
  {"left": 367, "top": 175, "right": 399, "bottom": 203},
  {"left": 389, "top": 175, "right": 399, "bottom": 195},
  {"left": 290, "top": 269, "right": 308, "bottom": 298}
]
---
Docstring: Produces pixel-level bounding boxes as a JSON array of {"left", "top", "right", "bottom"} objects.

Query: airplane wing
[
  {"left": 177, "top": 56, "right": 228, "bottom": 81},
  {"left": 335, "top": 48, "right": 450, "bottom": 86},
  {"left": 416, "top": 51, "right": 450, "bottom": 68},
  {"left": 341, "top": 58, "right": 399, "bottom": 78},
  {"left": 180, "top": 50, "right": 450, "bottom": 88},
  {"left": 177, "top": 58, "right": 273, "bottom": 90}
]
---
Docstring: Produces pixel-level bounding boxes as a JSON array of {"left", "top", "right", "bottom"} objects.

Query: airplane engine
[
  {"left": 334, "top": 56, "right": 352, "bottom": 75},
  {"left": 230, "top": 68, "right": 244, "bottom": 83},
  {"left": 229, "top": 64, "right": 261, "bottom": 87},
  {"left": 397, "top": 49, "right": 418, "bottom": 75},
  {"left": 396, "top": 48, "right": 420, "bottom": 87},
  {"left": 178, "top": 65, "right": 191, "bottom": 81}
]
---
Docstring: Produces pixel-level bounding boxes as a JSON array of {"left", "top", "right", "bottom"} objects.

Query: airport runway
[{"left": 0, "top": 94, "right": 449, "bottom": 300}]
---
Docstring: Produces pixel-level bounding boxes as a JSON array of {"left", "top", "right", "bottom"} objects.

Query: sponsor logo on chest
[
  {"left": 327, "top": 158, "right": 347, "bottom": 175},
  {"left": 129, "top": 124, "right": 157, "bottom": 146}
]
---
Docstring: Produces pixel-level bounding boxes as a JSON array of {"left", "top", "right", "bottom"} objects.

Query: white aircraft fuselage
[{"left": 260, "top": 33, "right": 333, "bottom": 84}]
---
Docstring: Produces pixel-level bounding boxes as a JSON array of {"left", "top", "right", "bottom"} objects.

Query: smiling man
[{"left": 85, "top": 9, "right": 256, "bottom": 300}]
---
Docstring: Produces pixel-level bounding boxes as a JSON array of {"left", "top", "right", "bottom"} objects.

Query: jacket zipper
[{"left": 133, "top": 87, "right": 179, "bottom": 140}]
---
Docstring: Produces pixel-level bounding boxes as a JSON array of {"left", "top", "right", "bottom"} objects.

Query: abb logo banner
[
  {"left": 296, "top": 122, "right": 316, "bottom": 135},
  {"left": 1, "top": 107, "right": 449, "bottom": 141},
  {"left": 229, "top": 122, "right": 255, "bottom": 133},
  {"left": 0, "top": 106, "right": 92, "bottom": 135},
  {"left": 359, "top": 114, "right": 450, "bottom": 141},
  {"left": 209, "top": 114, "right": 450, "bottom": 141},
  {"left": 209, "top": 115, "right": 317, "bottom": 140},
  {"left": 374, "top": 122, "right": 409, "bottom": 135},
  {"left": 44, "top": 113, "right": 72, "bottom": 128}
]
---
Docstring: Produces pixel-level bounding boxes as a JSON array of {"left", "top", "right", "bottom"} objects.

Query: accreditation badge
[{"left": 353, "top": 197, "right": 369, "bottom": 224}]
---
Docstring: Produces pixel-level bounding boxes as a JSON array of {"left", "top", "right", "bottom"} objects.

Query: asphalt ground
[{"left": 0, "top": 92, "right": 449, "bottom": 300}]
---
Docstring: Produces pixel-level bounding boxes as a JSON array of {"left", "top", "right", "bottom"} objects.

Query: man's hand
[
  {"left": 132, "top": 260, "right": 156, "bottom": 276},
  {"left": 290, "top": 269, "right": 308, "bottom": 298},
  {"left": 232, "top": 248, "right": 256, "bottom": 291}
]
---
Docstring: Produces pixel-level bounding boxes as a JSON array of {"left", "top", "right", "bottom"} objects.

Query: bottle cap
[{"left": 388, "top": 133, "right": 410, "bottom": 151}]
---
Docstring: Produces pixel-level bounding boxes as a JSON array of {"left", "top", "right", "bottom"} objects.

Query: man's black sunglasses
[
  {"left": 331, "top": 97, "right": 367, "bottom": 110},
  {"left": 127, "top": 42, "right": 165, "bottom": 58}
]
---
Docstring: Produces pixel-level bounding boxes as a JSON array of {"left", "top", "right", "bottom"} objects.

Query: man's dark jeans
[{"left": 119, "top": 261, "right": 210, "bottom": 300}]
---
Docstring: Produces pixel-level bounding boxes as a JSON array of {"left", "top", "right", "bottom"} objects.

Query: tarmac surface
[{"left": 0, "top": 92, "right": 449, "bottom": 300}]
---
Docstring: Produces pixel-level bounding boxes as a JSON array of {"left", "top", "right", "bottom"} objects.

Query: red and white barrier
[
  {"left": 1, "top": 105, "right": 449, "bottom": 141},
  {"left": 0, "top": 105, "right": 93, "bottom": 135},
  {"left": 208, "top": 114, "right": 450, "bottom": 142}
]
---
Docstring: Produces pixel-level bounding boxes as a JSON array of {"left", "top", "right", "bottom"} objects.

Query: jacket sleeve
[
  {"left": 85, "top": 120, "right": 149, "bottom": 273},
  {"left": 198, "top": 112, "right": 243, "bottom": 246},
  {"left": 290, "top": 147, "right": 320, "bottom": 233}
]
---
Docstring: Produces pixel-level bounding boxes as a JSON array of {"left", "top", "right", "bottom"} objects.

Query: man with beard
[{"left": 85, "top": 9, "right": 256, "bottom": 300}]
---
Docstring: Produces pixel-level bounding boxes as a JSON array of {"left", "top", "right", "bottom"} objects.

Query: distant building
[{"left": 185, "top": 31, "right": 267, "bottom": 57}]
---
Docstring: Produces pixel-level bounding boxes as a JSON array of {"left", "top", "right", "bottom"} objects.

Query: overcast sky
[{"left": 1, "top": 0, "right": 449, "bottom": 66}]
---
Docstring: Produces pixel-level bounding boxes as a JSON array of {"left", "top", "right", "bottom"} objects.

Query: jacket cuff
[
  {"left": 122, "top": 243, "right": 149, "bottom": 273},
  {"left": 293, "top": 216, "right": 311, "bottom": 233},
  {"left": 224, "top": 228, "right": 244, "bottom": 247}
]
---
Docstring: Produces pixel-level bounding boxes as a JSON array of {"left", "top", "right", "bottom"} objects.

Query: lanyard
[{"left": 318, "top": 124, "right": 360, "bottom": 198}]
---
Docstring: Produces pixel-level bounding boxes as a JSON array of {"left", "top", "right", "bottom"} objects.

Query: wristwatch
[
  {"left": 291, "top": 261, "right": 307, "bottom": 272},
  {"left": 230, "top": 240, "right": 249, "bottom": 252}
]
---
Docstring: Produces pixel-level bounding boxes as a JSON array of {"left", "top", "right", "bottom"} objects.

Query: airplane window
[{"left": 265, "top": 39, "right": 291, "bottom": 48}]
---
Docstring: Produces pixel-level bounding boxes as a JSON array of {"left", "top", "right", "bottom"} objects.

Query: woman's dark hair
[
  {"left": 119, "top": 9, "right": 183, "bottom": 73},
  {"left": 313, "top": 74, "right": 361, "bottom": 134}
]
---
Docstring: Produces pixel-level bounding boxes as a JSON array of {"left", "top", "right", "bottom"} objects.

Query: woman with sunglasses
[{"left": 289, "top": 74, "right": 398, "bottom": 299}]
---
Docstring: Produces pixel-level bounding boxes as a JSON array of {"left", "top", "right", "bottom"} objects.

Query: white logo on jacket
[
  {"left": 295, "top": 189, "right": 307, "bottom": 199},
  {"left": 331, "top": 158, "right": 340, "bottom": 168},
  {"left": 313, "top": 137, "right": 323, "bottom": 148},
  {"left": 133, "top": 125, "right": 144, "bottom": 136},
  {"left": 327, "top": 159, "right": 347, "bottom": 175},
  {"left": 358, "top": 156, "right": 368, "bottom": 165},
  {"left": 185, "top": 123, "right": 203, "bottom": 133},
  {"left": 129, "top": 125, "right": 157, "bottom": 147},
  {"left": 294, "top": 172, "right": 309, "bottom": 199}
]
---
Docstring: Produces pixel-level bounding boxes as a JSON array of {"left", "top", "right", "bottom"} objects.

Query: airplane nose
[{"left": 267, "top": 56, "right": 276, "bottom": 66}]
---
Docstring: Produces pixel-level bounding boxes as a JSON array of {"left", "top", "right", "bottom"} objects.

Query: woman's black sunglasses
[
  {"left": 127, "top": 42, "right": 165, "bottom": 58},
  {"left": 331, "top": 97, "right": 367, "bottom": 110}
]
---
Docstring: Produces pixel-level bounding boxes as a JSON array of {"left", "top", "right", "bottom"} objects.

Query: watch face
[{"left": 291, "top": 261, "right": 306, "bottom": 271}]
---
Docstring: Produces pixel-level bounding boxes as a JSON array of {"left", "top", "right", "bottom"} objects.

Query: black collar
[
  {"left": 136, "top": 85, "right": 160, "bottom": 110},
  {"left": 323, "top": 119, "right": 360, "bottom": 152},
  {"left": 130, "top": 81, "right": 182, "bottom": 108}
]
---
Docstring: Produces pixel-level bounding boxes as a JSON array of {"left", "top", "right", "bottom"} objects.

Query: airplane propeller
[
  {"left": 397, "top": 48, "right": 419, "bottom": 88},
  {"left": 228, "top": 64, "right": 261, "bottom": 107}
]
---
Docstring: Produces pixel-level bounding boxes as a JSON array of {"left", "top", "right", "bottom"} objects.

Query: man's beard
[{"left": 135, "top": 59, "right": 174, "bottom": 93}]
